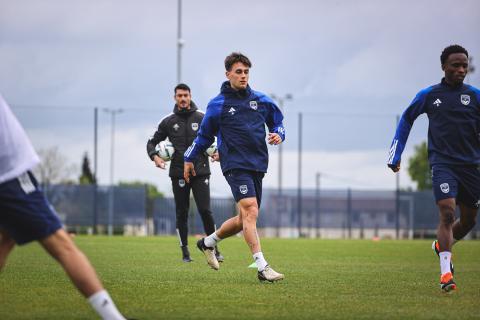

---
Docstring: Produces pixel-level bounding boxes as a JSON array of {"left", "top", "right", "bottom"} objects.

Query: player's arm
[
  {"left": 387, "top": 89, "right": 429, "bottom": 172},
  {"left": 264, "top": 97, "right": 285, "bottom": 145},
  {"left": 184, "top": 102, "right": 220, "bottom": 182},
  {"left": 146, "top": 119, "right": 168, "bottom": 169}
]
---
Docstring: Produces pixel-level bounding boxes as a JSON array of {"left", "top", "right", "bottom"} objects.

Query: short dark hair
[
  {"left": 441, "top": 45, "right": 468, "bottom": 65},
  {"left": 224, "top": 52, "right": 252, "bottom": 71},
  {"left": 174, "top": 83, "right": 191, "bottom": 94}
]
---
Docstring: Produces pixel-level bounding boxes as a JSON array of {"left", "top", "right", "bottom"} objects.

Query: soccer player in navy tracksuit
[
  {"left": 0, "top": 93, "right": 128, "bottom": 319},
  {"left": 388, "top": 45, "right": 480, "bottom": 292},
  {"left": 184, "top": 52, "right": 285, "bottom": 282}
]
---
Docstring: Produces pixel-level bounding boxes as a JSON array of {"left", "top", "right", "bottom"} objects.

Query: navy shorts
[
  {"left": 0, "top": 171, "right": 62, "bottom": 245},
  {"left": 431, "top": 164, "right": 480, "bottom": 208},
  {"left": 224, "top": 169, "right": 265, "bottom": 207}
]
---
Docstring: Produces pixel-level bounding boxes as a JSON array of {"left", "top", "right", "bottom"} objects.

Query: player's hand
[
  {"left": 153, "top": 155, "right": 166, "bottom": 169},
  {"left": 268, "top": 133, "right": 282, "bottom": 145},
  {"left": 184, "top": 161, "right": 196, "bottom": 183},
  {"left": 388, "top": 161, "right": 401, "bottom": 173},
  {"left": 210, "top": 152, "right": 220, "bottom": 162}
]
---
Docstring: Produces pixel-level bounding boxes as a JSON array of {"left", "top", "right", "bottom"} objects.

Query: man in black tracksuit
[{"left": 147, "top": 83, "right": 223, "bottom": 263}]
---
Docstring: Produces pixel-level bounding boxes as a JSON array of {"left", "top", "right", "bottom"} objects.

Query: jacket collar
[
  {"left": 440, "top": 77, "right": 464, "bottom": 90},
  {"left": 173, "top": 101, "right": 198, "bottom": 115},
  {"left": 220, "top": 81, "right": 252, "bottom": 99}
]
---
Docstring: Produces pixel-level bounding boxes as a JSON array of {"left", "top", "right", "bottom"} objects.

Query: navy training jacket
[
  {"left": 184, "top": 81, "right": 285, "bottom": 174},
  {"left": 388, "top": 78, "right": 480, "bottom": 167}
]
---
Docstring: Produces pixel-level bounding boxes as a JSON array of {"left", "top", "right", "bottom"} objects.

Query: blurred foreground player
[{"left": 0, "top": 93, "right": 129, "bottom": 319}]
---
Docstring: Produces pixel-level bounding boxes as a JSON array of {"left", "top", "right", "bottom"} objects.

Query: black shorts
[
  {"left": 224, "top": 169, "right": 264, "bottom": 207},
  {"left": 431, "top": 164, "right": 480, "bottom": 208},
  {"left": 0, "top": 171, "right": 62, "bottom": 245}
]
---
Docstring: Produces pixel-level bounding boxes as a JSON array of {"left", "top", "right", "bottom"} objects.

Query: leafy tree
[
  {"left": 407, "top": 141, "right": 432, "bottom": 190},
  {"left": 79, "top": 152, "right": 96, "bottom": 184}
]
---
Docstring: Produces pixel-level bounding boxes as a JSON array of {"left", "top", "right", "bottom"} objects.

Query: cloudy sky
[{"left": 1, "top": 0, "right": 479, "bottom": 196}]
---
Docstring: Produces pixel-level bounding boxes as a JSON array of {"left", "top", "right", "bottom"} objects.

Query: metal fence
[{"left": 44, "top": 185, "right": 480, "bottom": 239}]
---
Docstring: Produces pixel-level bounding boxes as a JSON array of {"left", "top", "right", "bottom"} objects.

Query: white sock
[
  {"left": 88, "top": 290, "right": 126, "bottom": 320},
  {"left": 439, "top": 251, "right": 452, "bottom": 276},
  {"left": 253, "top": 252, "right": 268, "bottom": 272},
  {"left": 204, "top": 232, "right": 221, "bottom": 248}
]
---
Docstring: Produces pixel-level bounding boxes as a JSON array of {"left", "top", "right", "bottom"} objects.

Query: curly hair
[{"left": 441, "top": 45, "right": 468, "bottom": 65}]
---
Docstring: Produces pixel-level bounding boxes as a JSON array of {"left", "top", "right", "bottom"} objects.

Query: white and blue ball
[{"left": 155, "top": 140, "right": 175, "bottom": 161}]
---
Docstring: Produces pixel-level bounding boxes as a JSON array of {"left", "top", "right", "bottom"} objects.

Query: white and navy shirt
[{"left": 0, "top": 93, "right": 40, "bottom": 184}]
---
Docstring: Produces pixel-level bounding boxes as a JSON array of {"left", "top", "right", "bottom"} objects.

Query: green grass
[{"left": 1, "top": 237, "right": 479, "bottom": 319}]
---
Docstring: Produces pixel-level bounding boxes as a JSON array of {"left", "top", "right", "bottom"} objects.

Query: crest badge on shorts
[
  {"left": 249, "top": 101, "right": 258, "bottom": 110},
  {"left": 461, "top": 94, "right": 470, "bottom": 106},
  {"left": 239, "top": 185, "right": 248, "bottom": 194},
  {"left": 440, "top": 183, "right": 449, "bottom": 194},
  {"left": 179, "top": 179, "right": 186, "bottom": 188},
  {"left": 191, "top": 123, "right": 199, "bottom": 131}
]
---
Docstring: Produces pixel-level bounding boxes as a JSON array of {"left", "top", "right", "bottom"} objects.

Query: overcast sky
[{"left": 1, "top": 0, "right": 479, "bottom": 196}]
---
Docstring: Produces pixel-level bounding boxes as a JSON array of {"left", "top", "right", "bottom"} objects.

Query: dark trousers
[{"left": 171, "top": 175, "right": 216, "bottom": 247}]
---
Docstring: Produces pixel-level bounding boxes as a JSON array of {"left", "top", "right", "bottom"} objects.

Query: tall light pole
[
  {"left": 270, "top": 93, "right": 293, "bottom": 197},
  {"left": 177, "top": 0, "right": 184, "bottom": 84},
  {"left": 104, "top": 108, "right": 123, "bottom": 236}
]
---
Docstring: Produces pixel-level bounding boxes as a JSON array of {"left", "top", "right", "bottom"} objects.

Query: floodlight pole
[
  {"left": 395, "top": 114, "right": 400, "bottom": 239},
  {"left": 297, "top": 112, "right": 303, "bottom": 237},
  {"left": 177, "top": 0, "right": 183, "bottom": 84},
  {"left": 270, "top": 93, "right": 292, "bottom": 197},
  {"left": 93, "top": 107, "right": 98, "bottom": 234},
  {"left": 104, "top": 108, "right": 123, "bottom": 236}
]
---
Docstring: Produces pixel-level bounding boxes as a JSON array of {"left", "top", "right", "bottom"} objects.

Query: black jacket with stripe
[{"left": 147, "top": 102, "right": 210, "bottom": 178}]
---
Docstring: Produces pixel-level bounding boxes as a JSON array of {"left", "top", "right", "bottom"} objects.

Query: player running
[
  {"left": 387, "top": 45, "right": 480, "bottom": 292},
  {"left": 0, "top": 93, "right": 129, "bottom": 319},
  {"left": 184, "top": 52, "right": 285, "bottom": 282}
]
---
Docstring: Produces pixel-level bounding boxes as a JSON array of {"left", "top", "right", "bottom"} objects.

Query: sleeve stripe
[{"left": 387, "top": 139, "right": 398, "bottom": 164}]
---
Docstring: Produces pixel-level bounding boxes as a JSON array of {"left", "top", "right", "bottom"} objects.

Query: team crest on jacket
[
  {"left": 173, "top": 123, "right": 180, "bottom": 131},
  {"left": 249, "top": 101, "right": 258, "bottom": 110},
  {"left": 192, "top": 123, "right": 199, "bottom": 131},
  {"left": 440, "top": 183, "right": 449, "bottom": 194},
  {"left": 179, "top": 179, "right": 186, "bottom": 188},
  {"left": 239, "top": 185, "right": 248, "bottom": 194},
  {"left": 461, "top": 94, "right": 470, "bottom": 106}
]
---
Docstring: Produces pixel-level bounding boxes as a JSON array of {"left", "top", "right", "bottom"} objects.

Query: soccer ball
[
  {"left": 206, "top": 139, "right": 218, "bottom": 157},
  {"left": 155, "top": 140, "right": 175, "bottom": 161}
]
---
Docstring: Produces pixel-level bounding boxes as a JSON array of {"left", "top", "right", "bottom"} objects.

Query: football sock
[
  {"left": 253, "top": 252, "right": 268, "bottom": 272},
  {"left": 88, "top": 290, "right": 126, "bottom": 320},
  {"left": 204, "top": 232, "right": 221, "bottom": 248},
  {"left": 439, "top": 252, "right": 452, "bottom": 276}
]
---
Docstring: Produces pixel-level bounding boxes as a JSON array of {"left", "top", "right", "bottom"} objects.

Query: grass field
[{"left": 0, "top": 236, "right": 479, "bottom": 319}]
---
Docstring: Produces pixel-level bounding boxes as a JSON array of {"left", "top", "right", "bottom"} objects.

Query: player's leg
[
  {"left": 238, "top": 197, "right": 261, "bottom": 254},
  {"left": 172, "top": 177, "right": 192, "bottom": 262},
  {"left": 2, "top": 171, "right": 127, "bottom": 319},
  {"left": 39, "top": 229, "right": 126, "bottom": 319},
  {"left": 452, "top": 166, "right": 480, "bottom": 241},
  {"left": 191, "top": 175, "right": 216, "bottom": 236},
  {"left": 0, "top": 229, "right": 16, "bottom": 271},
  {"left": 40, "top": 229, "right": 102, "bottom": 296},
  {"left": 431, "top": 165, "right": 456, "bottom": 292},
  {"left": 437, "top": 198, "right": 456, "bottom": 253},
  {"left": 191, "top": 175, "right": 224, "bottom": 261},
  {"left": 453, "top": 203, "right": 478, "bottom": 240}
]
